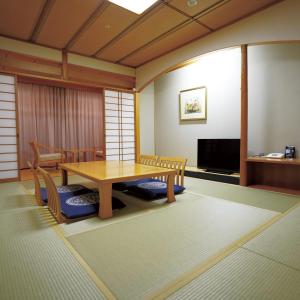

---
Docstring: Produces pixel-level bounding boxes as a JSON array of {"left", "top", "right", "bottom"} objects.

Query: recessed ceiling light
[
  {"left": 187, "top": 0, "right": 198, "bottom": 7},
  {"left": 108, "top": 0, "right": 158, "bottom": 14}
]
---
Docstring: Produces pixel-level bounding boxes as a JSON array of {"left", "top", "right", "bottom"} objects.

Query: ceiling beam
[
  {"left": 117, "top": 18, "right": 196, "bottom": 64},
  {"left": 30, "top": 0, "right": 56, "bottom": 42},
  {"left": 92, "top": 1, "right": 164, "bottom": 57},
  {"left": 161, "top": 0, "right": 214, "bottom": 31},
  {"left": 64, "top": 1, "right": 110, "bottom": 50}
]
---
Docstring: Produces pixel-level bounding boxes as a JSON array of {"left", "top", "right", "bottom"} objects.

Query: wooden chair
[
  {"left": 93, "top": 147, "right": 105, "bottom": 161},
  {"left": 157, "top": 156, "right": 187, "bottom": 186},
  {"left": 124, "top": 156, "right": 187, "bottom": 200},
  {"left": 27, "top": 161, "right": 47, "bottom": 206},
  {"left": 37, "top": 167, "right": 125, "bottom": 223},
  {"left": 138, "top": 154, "right": 159, "bottom": 166},
  {"left": 37, "top": 167, "right": 97, "bottom": 223},
  {"left": 30, "top": 141, "right": 64, "bottom": 168}
]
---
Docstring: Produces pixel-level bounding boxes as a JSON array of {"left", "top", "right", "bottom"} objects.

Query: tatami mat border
[{"left": 149, "top": 202, "right": 300, "bottom": 300}]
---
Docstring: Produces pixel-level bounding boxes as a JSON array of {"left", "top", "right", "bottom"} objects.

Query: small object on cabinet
[
  {"left": 264, "top": 153, "right": 284, "bottom": 159},
  {"left": 285, "top": 145, "right": 296, "bottom": 159}
]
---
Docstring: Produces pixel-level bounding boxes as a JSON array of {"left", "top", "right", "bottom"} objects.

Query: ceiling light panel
[{"left": 108, "top": 0, "right": 158, "bottom": 14}]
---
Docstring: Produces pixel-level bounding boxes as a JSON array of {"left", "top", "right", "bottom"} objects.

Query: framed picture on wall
[{"left": 179, "top": 86, "right": 207, "bottom": 121}]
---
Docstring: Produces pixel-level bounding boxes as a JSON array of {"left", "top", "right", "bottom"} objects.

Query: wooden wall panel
[
  {"left": 0, "top": 49, "right": 135, "bottom": 90},
  {"left": 0, "top": 49, "right": 62, "bottom": 78},
  {"left": 68, "top": 64, "right": 135, "bottom": 90}
]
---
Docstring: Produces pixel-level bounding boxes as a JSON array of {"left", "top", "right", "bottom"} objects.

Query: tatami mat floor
[{"left": 0, "top": 176, "right": 300, "bottom": 299}]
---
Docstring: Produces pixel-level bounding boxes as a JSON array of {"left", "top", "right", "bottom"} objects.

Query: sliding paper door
[
  {"left": 104, "top": 90, "right": 135, "bottom": 161},
  {"left": 0, "top": 74, "right": 18, "bottom": 181}
]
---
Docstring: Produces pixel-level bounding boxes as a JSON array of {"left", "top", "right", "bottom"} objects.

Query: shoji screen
[
  {"left": 0, "top": 74, "right": 18, "bottom": 181},
  {"left": 104, "top": 90, "right": 135, "bottom": 161}
]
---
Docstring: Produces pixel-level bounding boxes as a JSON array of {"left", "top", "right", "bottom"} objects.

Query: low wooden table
[{"left": 60, "top": 161, "right": 177, "bottom": 219}]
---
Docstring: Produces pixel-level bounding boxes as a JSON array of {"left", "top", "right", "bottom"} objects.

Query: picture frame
[{"left": 179, "top": 86, "right": 207, "bottom": 121}]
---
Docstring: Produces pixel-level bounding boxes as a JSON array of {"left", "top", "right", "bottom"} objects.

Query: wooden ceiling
[{"left": 0, "top": 0, "right": 283, "bottom": 68}]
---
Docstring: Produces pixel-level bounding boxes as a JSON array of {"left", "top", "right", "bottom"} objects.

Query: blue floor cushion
[
  {"left": 40, "top": 184, "right": 91, "bottom": 203},
  {"left": 40, "top": 187, "right": 48, "bottom": 203},
  {"left": 112, "top": 178, "right": 153, "bottom": 191},
  {"left": 60, "top": 193, "right": 126, "bottom": 219},
  {"left": 127, "top": 179, "right": 185, "bottom": 200}
]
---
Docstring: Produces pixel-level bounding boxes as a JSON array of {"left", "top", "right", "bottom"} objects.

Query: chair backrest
[
  {"left": 30, "top": 141, "right": 40, "bottom": 167},
  {"left": 37, "top": 167, "right": 64, "bottom": 223},
  {"left": 27, "top": 161, "right": 45, "bottom": 206},
  {"left": 139, "top": 154, "right": 159, "bottom": 166},
  {"left": 157, "top": 156, "right": 187, "bottom": 186}
]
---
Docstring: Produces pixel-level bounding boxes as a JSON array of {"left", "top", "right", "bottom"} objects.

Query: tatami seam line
[
  {"left": 148, "top": 202, "right": 300, "bottom": 300},
  {"left": 241, "top": 245, "right": 300, "bottom": 273},
  {"left": 53, "top": 225, "right": 117, "bottom": 300},
  {"left": 21, "top": 181, "right": 116, "bottom": 300}
]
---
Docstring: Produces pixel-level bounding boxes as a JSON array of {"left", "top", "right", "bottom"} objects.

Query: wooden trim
[
  {"left": 162, "top": 0, "right": 214, "bottom": 31},
  {"left": 102, "top": 90, "right": 106, "bottom": 160},
  {"left": 65, "top": 1, "right": 110, "bottom": 50},
  {"left": 30, "top": 0, "right": 56, "bottom": 42},
  {"left": 240, "top": 45, "right": 248, "bottom": 186},
  {"left": 0, "top": 177, "right": 18, "bottom": 183},
  {"left": 0, "top": 160, "right": 16, "bottom": 163},
  {"left": 16, "top": 72, "right": 133, "bottom": 92},
  {"left": 14, "top": 74, "right": 21, "bottom": 181},
  {"left": 134, "top": 92, "right": 140, "bottom": 162}
]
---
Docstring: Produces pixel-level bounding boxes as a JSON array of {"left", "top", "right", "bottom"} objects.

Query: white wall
[
  {"left": 136, "top": 0, "right": 300, "bottom": 90},
  {"left": 139, "top": 82, "right": 155, "bottom": 154},
  {"left": 154, "top": 48, "right": 241, "bottom": 166},
  {"left": 248, "top": 43, "right": 300, "bottom": 157}
]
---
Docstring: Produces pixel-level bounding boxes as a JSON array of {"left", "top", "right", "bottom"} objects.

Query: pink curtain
[{"left": 18, "top": 82, "right": 104, "bottom": 168}]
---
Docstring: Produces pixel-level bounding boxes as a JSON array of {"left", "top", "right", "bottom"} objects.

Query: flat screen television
[{"left": 197, "top": 139, "right": 240, "bottom": 174}]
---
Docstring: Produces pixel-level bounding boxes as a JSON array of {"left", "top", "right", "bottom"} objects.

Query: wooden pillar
[
  {"left": 62, "top": 51, "right": 68, "bottom": 80},
  {"left": 134, "top": 92, "right": 140, "bottom": 162},
  {"left": 240, "top": 45, "right": 248, "bottom": 186}
]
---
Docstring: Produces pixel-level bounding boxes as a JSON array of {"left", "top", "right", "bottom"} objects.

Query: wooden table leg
[
  {"left": 98, "top": 182, "right": 113, "bottom": 219},
  {"left": 167, "top": 173, "right": 176, "bottom": 203},
  {"left": 61, "top": 169, "right": 68, "bottom": 186}
]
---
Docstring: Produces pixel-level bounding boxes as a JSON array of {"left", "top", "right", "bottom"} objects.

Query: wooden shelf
[
  {"left": 246, "top": 157, "right": 300, "bottom": 195},
  {"left": 247, "top": 157, "right": 300, "bottom": 165},
  {"left": 249, "top": 184, "right": 300, "bottom": 196}
]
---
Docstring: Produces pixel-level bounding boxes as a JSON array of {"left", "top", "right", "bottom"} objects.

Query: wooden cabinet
[{"left": 246, "top": 157, "right": 300, "bottom": 195}]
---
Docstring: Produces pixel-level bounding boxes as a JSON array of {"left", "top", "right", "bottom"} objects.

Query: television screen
[{"left": 197, "top": 139, "right": 240, "bottom": 173}]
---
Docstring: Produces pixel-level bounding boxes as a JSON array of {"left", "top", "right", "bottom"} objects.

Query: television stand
[
  {"left": 205, "top": 169, "right": 234, "bottom": 175},
  {"left": 185, "top": 167, "right": 240, "bottom": 185}
]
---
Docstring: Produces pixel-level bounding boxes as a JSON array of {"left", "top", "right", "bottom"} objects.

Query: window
[{"left": 104, "top": 90, "right": 135, "bottom": 161}]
